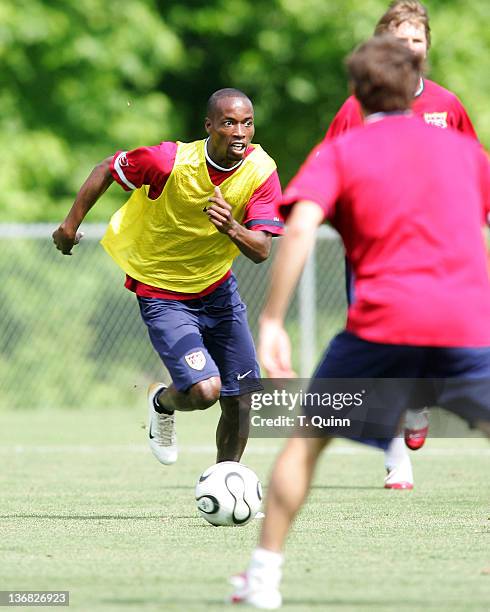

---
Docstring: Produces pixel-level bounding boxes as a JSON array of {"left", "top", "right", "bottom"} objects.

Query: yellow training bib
[{"left": 101, "top": 140, "right": 276, "bottom": 292}]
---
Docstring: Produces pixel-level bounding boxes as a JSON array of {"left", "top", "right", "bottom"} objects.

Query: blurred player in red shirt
[
  {"left": 326, "top": 1, "right": 478, "bottom": 141},
  {"left": 229, "top": 36, "right": 490, "bottom": 610},
  {"left": 325, "top": 1, "right": 481, "bottom": 489}
]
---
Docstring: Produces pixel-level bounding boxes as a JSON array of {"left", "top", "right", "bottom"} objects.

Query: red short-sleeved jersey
[
  {"left": 283, "top": 114, "right": 490, "bottom": 347},
  {"left": 324, "top": 79, "right": 478, "bottom": 141},
  {"left": 109, "top": 141, "right": 284, "bottom": 298}
]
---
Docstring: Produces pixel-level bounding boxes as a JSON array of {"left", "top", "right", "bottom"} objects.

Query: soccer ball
[{"left": 195, "top": 461, "right": 262, "bottom": 526}]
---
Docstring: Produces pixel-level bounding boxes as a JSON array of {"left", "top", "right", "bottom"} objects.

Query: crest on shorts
[
  {"left": 185, "top": 350, "right": 206, "bottom": 371},
  {"left": 423, "top": 112, "right": 448, "bottom": 129}
]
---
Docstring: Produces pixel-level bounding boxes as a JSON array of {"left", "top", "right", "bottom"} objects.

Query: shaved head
[
  {"left": 204, "top": 88, "right": 255, "bottom": 168},
  {"left": 206, "top": 88, "right": 252, "bottom": 119}
]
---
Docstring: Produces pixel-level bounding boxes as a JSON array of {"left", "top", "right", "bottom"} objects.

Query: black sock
[{"left": 153, "top": 394, "right": 174, "bottom": 415}]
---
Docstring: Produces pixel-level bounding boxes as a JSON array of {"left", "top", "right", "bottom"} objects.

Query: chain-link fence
[{"left": 0, "top": 224, "right": 346, "bottom": 410}]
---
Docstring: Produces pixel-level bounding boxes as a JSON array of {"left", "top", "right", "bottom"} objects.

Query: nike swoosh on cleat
[{"left": 237, "top": 370, "right": 253, "bottom": 380}]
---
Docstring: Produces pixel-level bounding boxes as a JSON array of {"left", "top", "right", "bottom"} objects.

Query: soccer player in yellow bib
[{"left": 53, "top": 88, "right": 284, "bottom": 466}]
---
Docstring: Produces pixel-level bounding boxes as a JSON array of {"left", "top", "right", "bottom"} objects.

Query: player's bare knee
[{"left": 190, "top": 377, "right": 221, "bottom": 409}]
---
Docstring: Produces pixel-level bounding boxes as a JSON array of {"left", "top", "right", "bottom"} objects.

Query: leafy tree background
[{"left": 1, "top": 0, "right": 488, "bottom": 222}]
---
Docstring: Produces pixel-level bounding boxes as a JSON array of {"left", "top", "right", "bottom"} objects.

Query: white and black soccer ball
[{"left": 195, "top": 461, "right": 262, "bottom": 526}]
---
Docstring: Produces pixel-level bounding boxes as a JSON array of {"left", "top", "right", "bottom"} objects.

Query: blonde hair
[{"left": 375, "top": 1, "right": 431, "bottom": 49}]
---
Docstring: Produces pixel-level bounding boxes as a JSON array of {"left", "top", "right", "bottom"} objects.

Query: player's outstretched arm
[
  {"left": 259, "top": 200, "right": 324, "bottom": 377},
  {"left": 206, "top": 186, "right": 272, "bottom": 263},
  {"left": 52, "top": 156, "right": 114, "bottom": 255}
]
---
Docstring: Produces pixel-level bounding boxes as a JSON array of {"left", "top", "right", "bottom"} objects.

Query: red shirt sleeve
[
  {"left": 450, "top": 96, "right": 479, "bottom": 140},
  {"left": 281, "top": 142, "right": 342, "bottom": 220},
  {"left": 242, "top": 170, "right": 284, "bottom": 235},
  {"left": 323, "top": 96, "right": 364, "bottom": 142},
  {"left": 480, "top": 151, "right": 490, "bottom": 223},
  {"left": 109, "top": 141, "right": 178, "bottom": 199}
]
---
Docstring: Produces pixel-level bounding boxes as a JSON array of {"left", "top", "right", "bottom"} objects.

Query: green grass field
[{"left": 1, "top": 407, "right": 489, "bottom": 611}]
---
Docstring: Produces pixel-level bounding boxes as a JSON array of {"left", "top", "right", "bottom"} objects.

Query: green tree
[
  {"left": 0, "top": 0, "right": 184, "bottom": 221},
  {"left": 0, "top": 0, "right": 488, "bottom": 222}
]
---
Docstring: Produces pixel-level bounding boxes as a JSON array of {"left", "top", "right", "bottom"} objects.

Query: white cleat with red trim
[
  {"left": 404, "top": 407, "right": 430, "bottom": 450},
  {"left": 384, "top": 456, "right": 414, "bottom": 490},
  {"left": 229, "top": 571, "right": 282, "bottom": 610}
]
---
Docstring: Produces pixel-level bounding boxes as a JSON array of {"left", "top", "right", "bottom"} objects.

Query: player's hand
[
  {"left": 205, "top": 187, "right": 238, "bottom": 234},
  {"left": 258, "top": 317, "right": 296, "bottom": 378},
  {"left": 52, "top": 223, "right": 84, "bottom": 255}
]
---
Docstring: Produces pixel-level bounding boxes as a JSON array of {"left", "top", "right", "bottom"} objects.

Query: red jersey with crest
[
  {"left": 324, "top": 79, "right": 478, "bottom": 141},
  {"left": 283, "top": 115, "right": 490, "bottom": 347}
]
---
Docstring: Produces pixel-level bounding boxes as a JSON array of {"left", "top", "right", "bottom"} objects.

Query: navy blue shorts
[
  {"left": 310, "top": 331, "right": 490, "bottom": 448},
  {"left": 137, "top": 275, "right": 260, "bottom": 396}
]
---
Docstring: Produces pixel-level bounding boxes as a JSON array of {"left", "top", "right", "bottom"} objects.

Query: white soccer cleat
[
  {"left": 147, "top": 383, "right": 177, "bottom": 465},
  {"left": 384, "top": 456, "right": 414, "bottom": 490},
  {"left": 229, "top": 571, "right": 282, "bottom": 609},
  {"left": 404, "top": 407, "right": 430, "bottom": 450}
]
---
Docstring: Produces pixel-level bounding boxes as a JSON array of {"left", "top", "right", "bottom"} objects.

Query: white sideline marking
[{"left": 1, "top": 444, "right": 489, "bottom": 456}]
